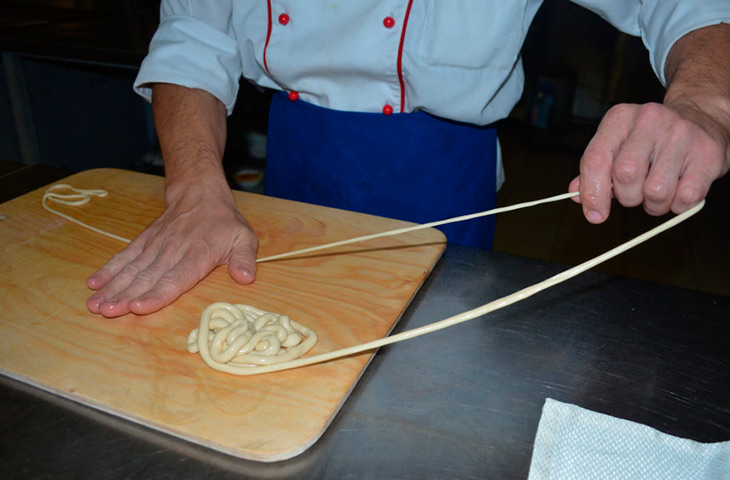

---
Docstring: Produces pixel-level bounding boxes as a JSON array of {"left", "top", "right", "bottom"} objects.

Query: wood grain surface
[{"left": 0, "top": 169, "right": 445, "bottom": 462}]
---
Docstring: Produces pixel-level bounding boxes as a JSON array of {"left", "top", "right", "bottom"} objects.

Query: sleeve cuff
[
  {"left": 133, "top": 14, "right": 242, "bottom": 115},
  {"left": 641, "top": 3, "right": 730, "bottom": 85}
]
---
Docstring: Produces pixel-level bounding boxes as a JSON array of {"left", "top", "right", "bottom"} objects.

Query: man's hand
[
  {"left": 86, "top": 189, "right": 258, "bottom": 317},
  {"left": 570, "top": 23, "right": 730, "bottom": 222},
  {"left": 86, "top": 83, "right": 257, "bottom": 317}
]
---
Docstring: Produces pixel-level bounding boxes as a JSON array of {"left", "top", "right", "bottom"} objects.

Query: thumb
[{"left": 227, "top": 240, "right": 258, "bottom": 285}]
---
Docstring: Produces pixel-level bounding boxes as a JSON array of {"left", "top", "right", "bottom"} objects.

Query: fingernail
[
  {"left": 587, "top": 210, "right": 603, "bottom": 223},
  {"left": 132, "top": 298, "right": 147, "bottom": 309},
  {"left": 231, "top": 266, "right": 256, "bottom": 285},
  {"left": 240, "top": 268, "right": 254, "bottom": 278},
  {"left": 232, "top": 264, "right": 253, "bottom": 277},
  {"left": 88, "top": 295, "right": 103, "bottom": 305}
]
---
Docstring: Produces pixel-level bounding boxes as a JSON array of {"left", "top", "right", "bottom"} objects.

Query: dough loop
[
  {"left": 187, "top": 302, "right": 318, "bottom": 375},
  {"left": 42, "top": 184, "right": 131, "bottom": 243}
]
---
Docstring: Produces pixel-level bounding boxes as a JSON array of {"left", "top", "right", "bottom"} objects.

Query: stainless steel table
[{"left": 2, "top": 245, "right": 729, "bottom": 479}]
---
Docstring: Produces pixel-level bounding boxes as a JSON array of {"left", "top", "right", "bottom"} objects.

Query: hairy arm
[
  {"left": 86, "top": 83, "right": 258, "bottom": 317},
  {"left": 570, "top": 23, "right": 730, "bottom": 221}
]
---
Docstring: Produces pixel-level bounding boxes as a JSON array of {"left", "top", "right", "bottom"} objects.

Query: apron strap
[{"left": 265, "top": 92, "right": 497, "bottom": 249}]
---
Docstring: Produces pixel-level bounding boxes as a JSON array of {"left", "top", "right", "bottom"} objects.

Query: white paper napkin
[{"left": 529, "top": 398, "right": 730, "bottom": 480}]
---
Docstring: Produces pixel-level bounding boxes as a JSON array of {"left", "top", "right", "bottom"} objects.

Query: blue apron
[{"left": 264, "top": 92, "right": 497, "bottom": 249}]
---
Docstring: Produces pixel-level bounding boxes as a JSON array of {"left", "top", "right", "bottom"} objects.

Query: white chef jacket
[{"left": 134, "top": 0, "right": 730, "bottom": 126}]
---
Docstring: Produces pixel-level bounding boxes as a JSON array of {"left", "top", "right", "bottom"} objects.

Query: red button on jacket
[
  {"left": 279, "top": 13, "right": 290, "bottom": 25},
  {"left": 288, "top": 91, "right": 299, "bottom": 101},
  {"left": 382, "top": 104, "right": 394, "bottom": 115},
  {"left": 383, "top": 16, "right": 395, "bottom": 28}
]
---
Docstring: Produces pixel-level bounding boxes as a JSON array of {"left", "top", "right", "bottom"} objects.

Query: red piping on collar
[{"left": 396, "top": 0, "right": 414, "bottom": 113}]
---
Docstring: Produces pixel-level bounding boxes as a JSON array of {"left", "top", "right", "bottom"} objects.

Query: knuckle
[
  {"left": 153, "top": 275, "right": 180, "bottom": 299},
  {"left": 133, "top": 268, "right": 158, "bottom": 287},
  {"left": 635, "top": 102, "right": 665, "bottom": 123},
  {"left": 103, "top": 253, "right": 127, "bottom": 273},
  {"left": 642, "top": 180, "right": 671, "bottom": 203},
  {"left": 584, "top": 193, "right": 601, "bottom": 205},
  {"left": 159, "top": 238, "right": 183, "bottom": 256},
  {"left": 613, "top": 159, "right": 642, "bottom": 184},
  {"left": 675, "top": 182, "right": 705, "bottom": 207},
  {"left": 604, "top": 103, "right": 635, "bottom": 120},
  {"left": 184, "top": 241, "right": 215, "bottom": 263},
  {"left": 119, "top": 263, "right": 141, "bottom": 279}
]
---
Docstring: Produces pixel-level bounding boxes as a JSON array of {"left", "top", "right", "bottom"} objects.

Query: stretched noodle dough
[{"left": 41, "top": 184, "right": 705, "bottom": 376}]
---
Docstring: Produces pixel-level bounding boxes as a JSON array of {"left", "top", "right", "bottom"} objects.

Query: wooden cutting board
[{"left": 0, "top": 168, "right": 445, "bottom": 462}]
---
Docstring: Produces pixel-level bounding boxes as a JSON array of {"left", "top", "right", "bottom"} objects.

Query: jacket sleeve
[
  {"left": 572, "top": 0, "right": 730, "bottom": 84},
  {"left": 133, "top": 0, "right": 242, "bottom": 114}
]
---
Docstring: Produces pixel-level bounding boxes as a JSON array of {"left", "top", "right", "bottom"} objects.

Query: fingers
[
  {"left": 577, "top": 104, "right": 633, "bottom": 223},
  {"left": 576, "top": 102, "right": 726, "bottom": 222},
  {"left": 668, "top": 132, "right": 724, "bottom": 213},
  {"left": 640, "top": 128, "right": 687, "bottom": 216},
  {"left": 87, "top": 239, "right": 190, "bottom": 317},
  {"left": 609, "top": 116, "right": 656, "bottom": 209},
  {"left": 86, "top": 240, "right": 154, "bottom": 314},
  {"left": 129, "top": 246, "right": 215, "bottom": 315},
  {"left": 86, "top": 243, "right": 144, "bottom": 290},
  {"left": 90, "top": 242, "right": 221, "bottom": 317},
  {"left": 85, "top": 200, "right": 260, "bottom": 317}
]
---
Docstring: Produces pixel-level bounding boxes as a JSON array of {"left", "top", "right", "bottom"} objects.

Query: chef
[{"left": 86, "top": 1, "right": 730, "bottom": 318}]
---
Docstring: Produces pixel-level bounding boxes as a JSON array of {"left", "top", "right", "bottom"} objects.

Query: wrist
[
  {"left": 664, "top": 94, "right": 730, "bottom": 128},
  {"left": 164, "top": 162, "right": 233, "bottom": 207},
  {"left": 663, "top": 95, "right": 730, "bottom": 177}
]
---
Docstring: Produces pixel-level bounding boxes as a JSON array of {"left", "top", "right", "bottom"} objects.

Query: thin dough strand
[
  {"left": 39, "top": 184, "right": 704, "bottom": 376},
  {"left": 255, "top": 192, "right": 580, "bottom": 262},
  {"left": 40, "top": 184, "right": 579, "bottom": 260}
]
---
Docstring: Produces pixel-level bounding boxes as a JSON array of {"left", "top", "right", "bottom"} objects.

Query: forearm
[
  {"left": 151, "top": 83, "right": 231, "bottom": 205},
  {"left": 665, "top": 23, "right": 730, "bottom": 102}
]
